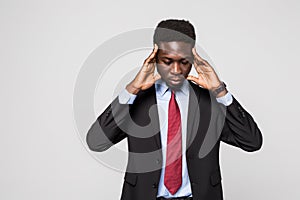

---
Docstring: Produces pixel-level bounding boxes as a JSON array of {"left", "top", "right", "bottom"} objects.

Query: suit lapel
[
  {"left": 186, "top": 82, "right": 201, "bottom": 151},
  {"left": 146, "top": 85, "right": 162, "bottom": 150}
]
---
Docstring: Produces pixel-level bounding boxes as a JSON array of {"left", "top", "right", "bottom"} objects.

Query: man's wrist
[
  {"left": 211, "top": 82, "right": 227, "bottom": 97},
  {"left": 126, "top": 82, "right": 140, "bottom": 95},
  {"left": 215, "top": 89, "right": 228, "bottom": 98}
]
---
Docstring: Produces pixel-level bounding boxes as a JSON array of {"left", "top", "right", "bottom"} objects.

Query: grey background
[{"left": 1, "top": 0, "right": 299, "bottom": 199}]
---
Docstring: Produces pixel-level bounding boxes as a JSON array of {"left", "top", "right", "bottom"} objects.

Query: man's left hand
[{"left": 187, "top": 48, "right": 227, "bottom": 97}]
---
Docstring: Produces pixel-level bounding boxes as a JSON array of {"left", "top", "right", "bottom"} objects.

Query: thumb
[
  {"left": 187, "top": 75, "right": 206, "bottom": 88},
  {"left": 187, "top": 75, "right": 198, "bottom": 82},
  {"left": 154, "top": 74, "right": 161, "bottom": 82}
]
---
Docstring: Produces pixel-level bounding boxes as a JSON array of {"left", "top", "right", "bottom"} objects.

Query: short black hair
[{"left": 153, "top": 19, "right": 196, "bottom": 46}]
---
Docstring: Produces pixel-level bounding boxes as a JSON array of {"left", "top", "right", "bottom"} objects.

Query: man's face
[{"left": 156, "top": 41, "right": 193, "bottom": 90}]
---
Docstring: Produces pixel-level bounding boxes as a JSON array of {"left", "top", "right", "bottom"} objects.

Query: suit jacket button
[
  {"left": 152, "top": 183, "right": 157, "bottom": 188},
  {"left": 156, "top": 159, "right": 161, "bottom": 164}
]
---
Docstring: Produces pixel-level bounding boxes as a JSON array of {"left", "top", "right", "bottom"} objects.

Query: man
[{"left": 86, "top": 19, "right": 263, "bottom": 200}]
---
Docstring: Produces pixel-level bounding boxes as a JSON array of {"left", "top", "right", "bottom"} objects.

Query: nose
[{"left": 171, "top": 62, "right": 182, "bottom": 74}]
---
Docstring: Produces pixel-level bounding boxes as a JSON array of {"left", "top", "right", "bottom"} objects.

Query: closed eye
[
  {"left": 162, "top": 58, "right": 172, "bottom": 65},
  {"left": 163, "top": 61, "right": 172, "bottom": 65}
]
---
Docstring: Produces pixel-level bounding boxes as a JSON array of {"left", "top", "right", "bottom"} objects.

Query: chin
[{"left": 166, "top": 80, "right": 184, "bottom": 91}]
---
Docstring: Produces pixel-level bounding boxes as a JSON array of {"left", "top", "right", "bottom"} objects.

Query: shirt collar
[{"left": 155, "top": 79, "right": 189, "bottom": 97}]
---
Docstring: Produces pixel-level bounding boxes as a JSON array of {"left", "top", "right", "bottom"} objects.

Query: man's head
[{"left": 153, "top": 19, "right": 196, "bottom": 90}]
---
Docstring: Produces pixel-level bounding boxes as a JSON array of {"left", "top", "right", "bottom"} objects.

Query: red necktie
[{"left": 164, "top": 91, "right": 182, "bottom": 195}]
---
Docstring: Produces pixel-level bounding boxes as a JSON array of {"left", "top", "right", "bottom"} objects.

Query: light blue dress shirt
[{"left": 118, "top": 80, "right": 233, "bottom": 198}]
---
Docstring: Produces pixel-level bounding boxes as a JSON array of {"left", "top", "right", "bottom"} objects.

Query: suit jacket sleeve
[
  {"left": 86, "top": 97, "right": 130, "bottom": 152},
  {"left": 220, "top": 96, "right": 263, "bottom": 152}
]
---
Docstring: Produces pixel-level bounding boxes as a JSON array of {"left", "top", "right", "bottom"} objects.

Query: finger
[
  {"left": 193, "top": 61, "right": 206, "bottom": 75},
  {"left": 186, "top": 75, "right": 198, "bottom": 82},
  {"left": 154, "top": 73, "right": 161, "bottom": 82},
  {"left": 147, "top": 62, "right": 156, "bottom": 71},
  {"left": 195, "top": 60, "right": 214, "bottom": 73},
  {"left": 194, "top": 64, "right": 203, "bottom": 74},
  {"left": 192, "top": 50, "right": 205, "bottom": 67},
  {"left": 192, "top": 48, "right": 200, "bottom": 60},
  {"left": 144, "top": 44, "right": 158, "bottom": 64},
  {"left": 142, "top": 61, "right": 156, "bottom": 72},
  {"left": 192, "top": 48, "right": 211, "bottom": 69},
  {"left": 192, "top": 47, "right": 205, "bottom": 62},
  {"left": 187, "top": 75, "right": 206, "bottom": 87}
]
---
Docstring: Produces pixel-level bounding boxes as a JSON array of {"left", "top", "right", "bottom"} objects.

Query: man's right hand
[{"left": 126, "top": 44, "right": 161, "bottom": 95}]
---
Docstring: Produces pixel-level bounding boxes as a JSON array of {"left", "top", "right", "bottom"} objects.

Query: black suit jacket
[{"left": 86, "top": 81, "right": 262, "bottom": 200}]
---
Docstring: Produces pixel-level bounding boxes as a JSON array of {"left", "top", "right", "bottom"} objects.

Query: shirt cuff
[
  {"left": 118, "top": 88, "right": 137, "bottom": 104},
  {"left": 216, "top": 92, "right": 233, "bottom": 106}
]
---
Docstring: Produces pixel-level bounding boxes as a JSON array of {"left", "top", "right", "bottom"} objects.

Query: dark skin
[
  {"left": 156, "top": 41, "right": 193, "bottom": 91},
  {"left": 126, "top": 41, "right": 227, "bottom": 97}
]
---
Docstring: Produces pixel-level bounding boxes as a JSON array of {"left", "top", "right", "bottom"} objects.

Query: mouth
[{"left": 169, "top": 77, "right": 184, "bottom": 85}]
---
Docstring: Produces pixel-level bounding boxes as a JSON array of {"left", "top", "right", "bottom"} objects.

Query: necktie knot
[
  {"left": 169, "top": 91, "right": 177, "bottom": 108},
  {"left": 171, "top": 91, "right": 175, "bottom": 98}
]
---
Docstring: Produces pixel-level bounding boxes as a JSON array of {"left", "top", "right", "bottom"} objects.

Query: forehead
[{"left": 158, "top": 41, "right": 193, "bottom": 58}]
